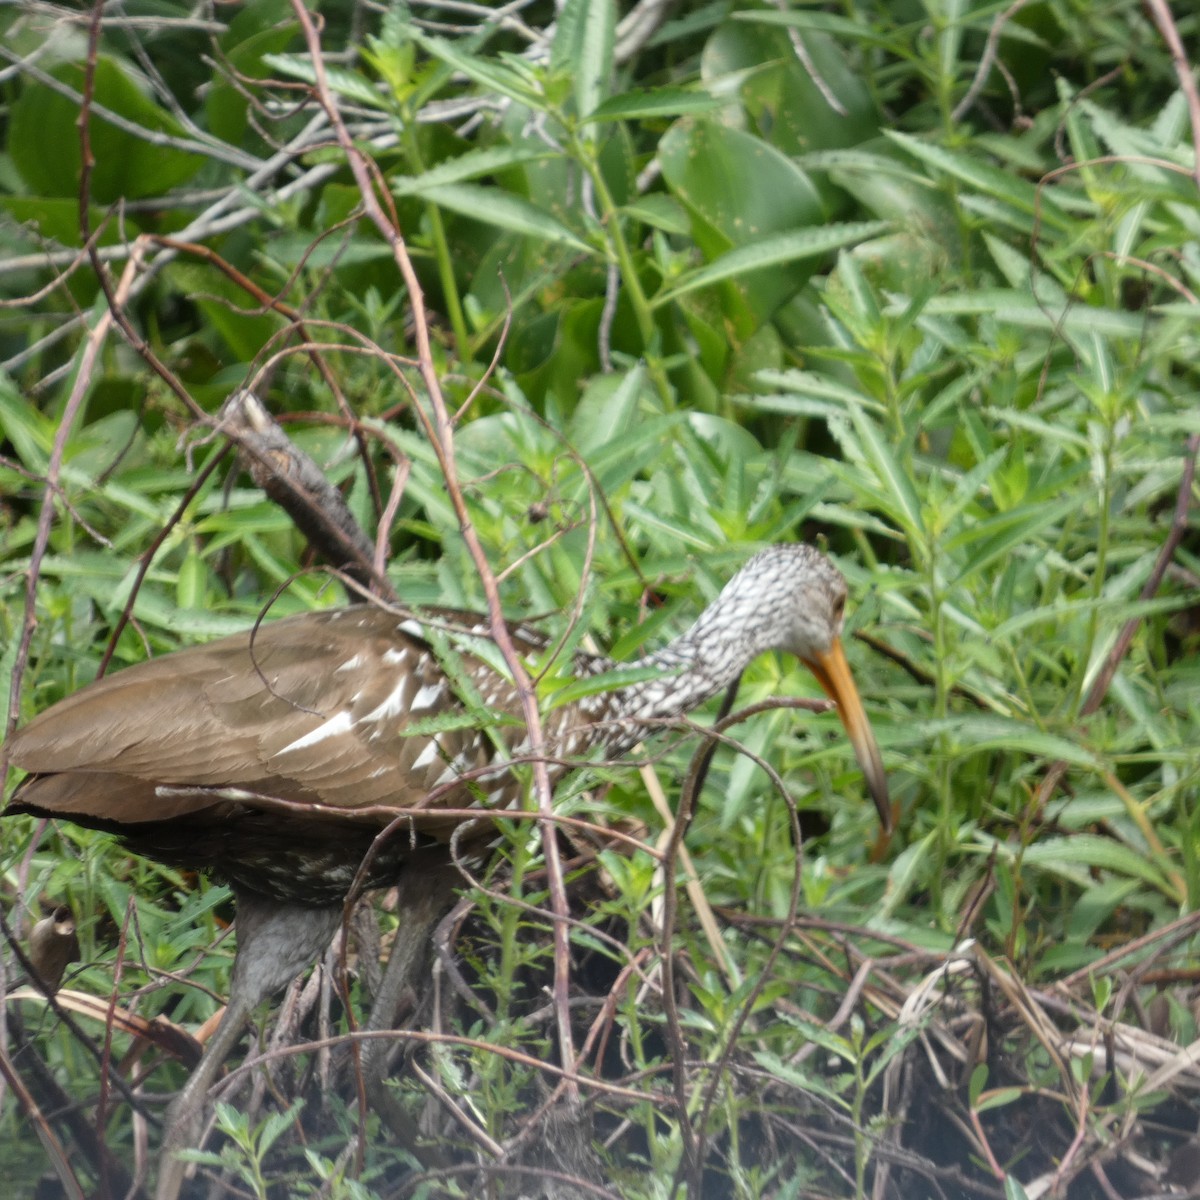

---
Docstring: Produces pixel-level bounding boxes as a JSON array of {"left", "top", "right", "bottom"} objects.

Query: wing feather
[{"left": 6, "top": 606, "right": 542, "bottom": 825}]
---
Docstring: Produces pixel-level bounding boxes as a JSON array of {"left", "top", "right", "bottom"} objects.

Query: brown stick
[
  {"left": 217, "top": 391, "right": 389, "bottom": 599},
  {"left": 287, "top": 0, "right": 580, "bottom": 1093},
  {"left": 1144, "top": 0, "right": 1200, "bottom": 190}
]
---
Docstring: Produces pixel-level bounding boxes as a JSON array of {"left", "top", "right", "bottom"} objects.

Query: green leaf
[
  {"left": 401, "top": 707, "right": 522, "bottom": 737},
  {"left": 887, "top": 131, "right": 1073, "bottom": 230},
  {"left": 552, "top": 0, "right": 615, "bottom": 121},
  {"left": 1020, "top": 835, "right": 1173, "bottom": 892},
  {"left": 844, "top": 403, "right": 925, "bottom": 541},
  {"left": 261, "top": 54, "right": 387, "bottom": 109},
  {"left": 655, "top": 222, "right": 889, "bottom": 306},
  {"left": 176, "top": 549, "right": 208, "bottom": 611},
  {"left": 0, "top": 372, "right": 53, "bottom": 469},
  {"left": 1004, "top": 1177, "right": 1033, "bottom": 1200},
  {"left": 257, "top": 1101, "right": 305, "bottom": 1155},
  {"left": 914, "top": 291, "right": 1146, "bottom": 339},
  {"left": 209, "top": 0, "right": 298, "bottom": 148},
  {"left": 391, "top": 145, "right": 555, "bottom": 195},
  {"left": 976, "top": 1087, "right": 1024, "bottom": 1113},
  {"left": 420, "top": 183, "right": 592, "bottom": 252},
  {"left": 659, "top": 118, "right": 826, "bottom": 245},
  {"left": 621, "top": 194, "right": 691, "bottom": 235},
  {"left": 968, "top": 1063, "right": 988, "bottom": 1107},
  {"left": 909, "top": 717, "right": 1101, "bottom": 770},
  {"left": 586, "top": 87, "right": 722, "bottom": 123},
  {"left": 9, "top": 58, "right": 203, "bottom": 202},
  {"left": 547, "top": 665, "right": 663, "bottom": 710},
  {"left": 733, "top": 8, "right": 896, "bottom": 46},
  {"left": 749, "top": 369, "right": 888, "bottom": 419},
  {"left": 944, "top": 498, "right": 1076, "bottom": 584},
  {"left": 410, "top": 30, "right": 546, "bottom": 109}
]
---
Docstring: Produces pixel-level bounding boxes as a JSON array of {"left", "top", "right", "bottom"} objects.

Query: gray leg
[
  {"left": 155, "top": 892, "right": 342, "bottom": 1200},
  {"left": 359, "top": 865, "right": 458, "bottom": 1142}
]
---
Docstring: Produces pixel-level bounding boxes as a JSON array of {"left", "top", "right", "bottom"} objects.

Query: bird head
[{"left": 731, "top": 545, "right": 891, "bottom": 831}]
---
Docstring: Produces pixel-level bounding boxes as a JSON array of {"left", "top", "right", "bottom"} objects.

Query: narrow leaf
[
  {"left": 846, "top": 406, "right": 924, "bottom": 540},
  {"left": 946, "top": 498, "right": 1076, "bottom": 584},
  {"left": 552, "top": 0, "right": 615, "bottom": 121},
  {"left": 421, "top": 183, "right": 592, "bottom": 252},
  {"left": 548, "top": 665, "right": 663, "bottom": 710},
  {"left": 402, "top": 708, "right": 522, "bottom": 736},
  {"left": 887, "top": 131, "right": 1071, "bottom": 229},
  {"left": 262, "top": 55, "right": 387, "bottom": 109},
  {"left": 654, "top": 221, "right": 889, "bottom": 306},
  {"left": 734, "top": 9, "right": 895, "bottom": 45},
  {"left": 586, "top": 87, "right": 722, "bottom": 123},
  {"left": 410, "top": 31, "right": 546, "bottom": 109},
  {"left": 976, "top": 1087, "right": 1024, "bottom": 1113},
  {"left": 391, "top": 145, "right": 554, "bottom": 195}
]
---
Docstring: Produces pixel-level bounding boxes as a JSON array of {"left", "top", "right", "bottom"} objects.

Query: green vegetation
[{"left": 2, "top": 1, "right": 1199, "bottom": 1197}]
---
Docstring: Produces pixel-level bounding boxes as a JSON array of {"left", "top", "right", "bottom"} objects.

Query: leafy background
[{"left": 1, "top": 1, "right": 1199, "bottom": 1198}]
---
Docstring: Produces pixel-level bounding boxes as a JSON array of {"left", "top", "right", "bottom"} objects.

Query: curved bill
[{"left": 803, "top": 638, "right": 891, "bottom": 832}]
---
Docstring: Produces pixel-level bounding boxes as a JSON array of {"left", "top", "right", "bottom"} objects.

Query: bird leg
[
  {"left": 358, "top": 862, "right": 458, "bottom": 1146},
  {"left": 155, "top": 891, "right": 342, "bottom": 1200}
]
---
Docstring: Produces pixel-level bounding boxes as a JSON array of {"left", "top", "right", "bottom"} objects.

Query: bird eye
[{"left": 832, "top": 595, "right": 845, "bottom": 626}]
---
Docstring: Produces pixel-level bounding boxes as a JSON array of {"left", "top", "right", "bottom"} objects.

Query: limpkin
[{"left": 3, "top": 543, "right": 888, "bottom": 1197}]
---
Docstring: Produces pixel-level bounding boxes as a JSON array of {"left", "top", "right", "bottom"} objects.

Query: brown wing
[{"left": 6, "top": 607, "right": 541, "bottom": 828}]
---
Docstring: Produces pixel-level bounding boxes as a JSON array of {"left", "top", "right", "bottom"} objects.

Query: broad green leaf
[
  {"left": 575, "top": 413, "right": 686, "bottom": 496},
  {"left": 751, "top": 1051, "right": 855, "bottom": 1109},
  {"left": 990, "top": 593, "right": 1190, "bottom": 642},
  {"left": 1005, "top": 1177, "right": 1032, "bottom": 1200},
  {"left": 905, "top": 717, "right": 1102, "bottom": 769},
  {"left": 196, "top": 506, "right": 296, "bottom": 536},
  {"left": 751, "top": 369, "right": 888, "bottom": 416},
  {"left": 127, "top": 600, "right": 267, "bottom": 639},
  {"left": 204, "top": 12, "right": 294, "bottom": 153},
  {"left": 570, "top": 364, "right": 652, "bottom": 453},
  {"left": 176, "top": 549, "right": 208, "bottom": 611},
  {"left": 9, "top": 58, "right": 203, "bottom": 202},
  {"left": 659, "top": 118, "right": 826, "bottom": 244},
  {"left": 658, "top": 115, "right": 838, "bottom": 324},
  {"left": 976, "top": 1087, "right": 1023, "bottom": 1113},
  {"left": 0, "top": 197, "right": 141, "bottom": 249},
  {"left": 622, "top": 194, "right": 691, "bottom": 234},
  {"left": 703, "top": 21, "right": 876, "bottom": 157},
  {"left": 0, "top": 373, "right": 53, "bottom": 469},
  {"left": 912, "top": 291, "right": 1147, "bottom": 338},
  {"left": 802, "top": 148, "right": 929, "bottom": 187}
]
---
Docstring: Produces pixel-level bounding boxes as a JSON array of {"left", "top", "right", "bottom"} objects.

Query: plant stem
[{"left": 400, "top": 109, "right": 472, "bottom": 361}]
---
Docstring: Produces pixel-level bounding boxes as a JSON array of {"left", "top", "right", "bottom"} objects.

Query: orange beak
[{"left": 803, "top": 638, "right": 891, "bottom": 831}]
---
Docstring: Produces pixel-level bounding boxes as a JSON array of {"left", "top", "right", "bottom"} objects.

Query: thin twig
[
  {"left": 952, "top": 0, "right": 1031, "bottom": 123},
  {"left": 1144, "top": 0, "right": 1200, "bottom": 189}
]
